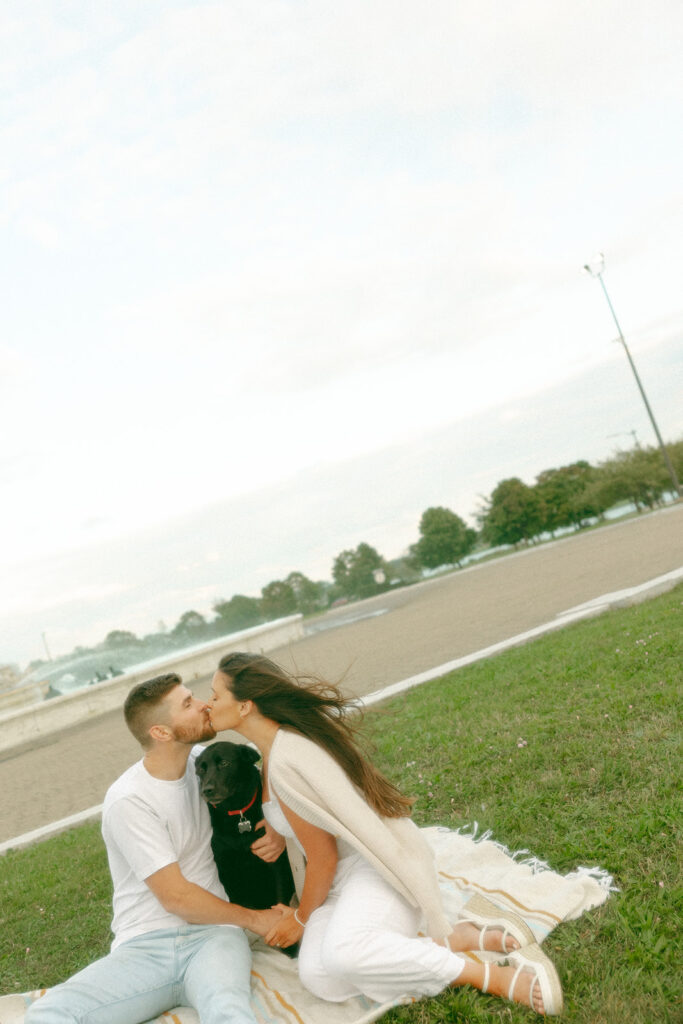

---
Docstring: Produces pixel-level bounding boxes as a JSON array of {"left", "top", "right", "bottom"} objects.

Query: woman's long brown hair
[{"left": 218, "top": 651, "right": 414, "bottom": 818}]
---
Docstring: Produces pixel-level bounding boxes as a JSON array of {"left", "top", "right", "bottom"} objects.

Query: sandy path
[{"left": 1, "top": 504, "right": 681, "bottom": 843}]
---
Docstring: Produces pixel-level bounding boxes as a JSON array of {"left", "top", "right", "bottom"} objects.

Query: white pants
[{"left": 298, "top": 853, "right": 465, "bottom": 1004}]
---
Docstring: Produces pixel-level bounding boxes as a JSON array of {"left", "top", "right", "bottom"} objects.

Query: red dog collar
[{"left": 227, "top": 789, "right": 258, "bottom": 817}]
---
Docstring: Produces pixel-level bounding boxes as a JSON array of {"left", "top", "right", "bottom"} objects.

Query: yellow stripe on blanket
[
  {"left": 251, "top": 968, "right": 307, "bottom": 1024},
  {"left": 439, "top": 871, "right": 564, "bottom": 924}
]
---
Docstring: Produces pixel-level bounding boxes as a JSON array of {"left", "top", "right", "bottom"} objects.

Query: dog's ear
[{"left": 240, "top": 745, "right": 261, "bottom": 765}]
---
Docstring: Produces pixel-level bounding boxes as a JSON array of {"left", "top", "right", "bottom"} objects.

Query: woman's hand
[
  {"left": 274, "top": 798, "right": 338, "bottom": 937},
  {"left": 251, "top": 819, "right": 286, "bottom": 862},
  {"left": 265, "top": 906, "right": 304, "bottom": 949}
]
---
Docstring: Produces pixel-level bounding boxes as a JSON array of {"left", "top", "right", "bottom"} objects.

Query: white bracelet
[{"left": 293, "top": 908, "right": 306, "bottom": 927}]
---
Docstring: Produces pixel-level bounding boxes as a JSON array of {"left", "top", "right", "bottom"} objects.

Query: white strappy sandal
[
  {"left": 479, "top": 944, "right": 563, "bottom": 1016},
  {"left": 506, "top": 943, "right": 564, "bottom": 1016},
  {"left": 462, "top": 892, "right": 536, "bottom": 953}
]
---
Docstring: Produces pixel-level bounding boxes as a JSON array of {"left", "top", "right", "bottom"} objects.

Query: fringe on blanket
[
  {"left": 443, "top": 821, "right": 619, "bottom": 892},
  {"left": 564, "top": 865, "right": 619, "bottom": 892},
  {"left": 3, "top": 823, "right": 615, "bottom": 1024}
]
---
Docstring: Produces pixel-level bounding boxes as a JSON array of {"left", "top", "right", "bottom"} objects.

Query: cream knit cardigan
[{"left": 268, "top": 728, "right": 452, "bottom": 942}]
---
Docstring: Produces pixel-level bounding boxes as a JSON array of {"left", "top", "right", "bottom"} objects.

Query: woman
[{"left": 208, "top": 652, "right": 563, "bottom": 1016}]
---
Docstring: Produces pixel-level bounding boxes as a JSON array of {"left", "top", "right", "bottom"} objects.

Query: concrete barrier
[
  {"left": 0, "top": 616, "right": 303, "bottom": 755},
  {"left": 0, "top": 679, "right": 50, "bottom": 713}
]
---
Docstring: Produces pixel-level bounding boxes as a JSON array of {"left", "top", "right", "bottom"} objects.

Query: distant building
[{"left": 0, "top": 664, "right": 22, "bottom": 692}]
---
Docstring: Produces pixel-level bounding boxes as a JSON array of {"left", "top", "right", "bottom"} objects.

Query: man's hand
[
  {"left": 250, "top": 904, "right": 288, "bottom": 938},
  {"left": 265, "top": 906, "right": 304, "bottom": 949},
  {"left": 251, "top": 819, "right": 286, "bottom": 862}
]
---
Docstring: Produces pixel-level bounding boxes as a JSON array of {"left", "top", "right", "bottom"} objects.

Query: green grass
[
  {"left": 0, "top": 822, "right": 112, "bottom": 990},
  {"left": 2, "top": 585, "right": 682, "bottom": 1022}
]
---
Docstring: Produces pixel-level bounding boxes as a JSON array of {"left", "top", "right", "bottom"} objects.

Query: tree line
[
  {"left": 20, "top": 438, "right": 681, "bottom": 681},
  {"left": 478, "top": 440, "right": 682, "bottom": 546}
]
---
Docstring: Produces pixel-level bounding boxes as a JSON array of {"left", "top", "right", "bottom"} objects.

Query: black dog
[{"left": 195, "top": 741, "right": 297, "bottom": 954}]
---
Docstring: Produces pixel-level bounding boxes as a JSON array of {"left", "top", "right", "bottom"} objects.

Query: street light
[
  {"left": 607, "top": 430, "right": 640, "bottom": 449},
  {"left": 41, "top": 631, "right": 53, "bottom": 662},
  {"left": 583, "top": 252, "right": 681, "bottom": 499}
]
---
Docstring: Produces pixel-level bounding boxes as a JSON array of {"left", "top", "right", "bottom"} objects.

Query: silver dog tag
[{"left": 238, "top": 818, "right": 252, "bottom": 834}]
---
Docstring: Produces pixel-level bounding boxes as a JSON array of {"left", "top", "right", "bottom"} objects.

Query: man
[{"left": 26, "top": 673, "right": 286, "bottom": 1024}]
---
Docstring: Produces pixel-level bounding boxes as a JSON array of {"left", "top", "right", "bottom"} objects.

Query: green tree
[
  {"left": 332, "top": 542, "right": 388, "bottom": 600},
  {"left": 260, "top": 580, "right": 297, "bottom": 620},
  {"left": 413, "top": 506, "right": 477, "bottom": 569},
  {"left": 386, "top": 554, "right": 422, "bottom": 585},
  {"left": 668, "top": 438, "right": 683, "bottom": 480},
  {"left": 213, "top": 595, "right": 263, "bottom": 633},
  {"left": 103, "top": 630, "right": 139, "bottom": 649},
  {"left": 285, "top": 571, "right": 326, "bottom": 614},
  {"left": 598, "top": 447, "right": 670, "bottom": 511},
  {"left": 171, "top": 610, "right": 208, "bottom": 642},
  {"left": 479, "top": 477, "right": 544, "bottom": 547},
  {"left": 535, "top": 461, "right": 606, "bottom": 533}
]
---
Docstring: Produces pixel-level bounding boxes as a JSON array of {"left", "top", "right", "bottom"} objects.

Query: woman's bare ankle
[
  {"left": 452, "top": 962, "right": 542, "bottom": 1014},
  {"left": 448, "top": 920, "right": 519, "bottom": 954}
]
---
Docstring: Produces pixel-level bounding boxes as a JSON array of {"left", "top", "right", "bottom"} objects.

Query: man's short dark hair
[{"left": 124, "top": 673, "right": 182, "bottom": 747}]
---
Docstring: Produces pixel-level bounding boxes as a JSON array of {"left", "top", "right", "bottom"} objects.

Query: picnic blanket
[{"left": 1, "top": 824, "right": 616, "bottom": 1024}]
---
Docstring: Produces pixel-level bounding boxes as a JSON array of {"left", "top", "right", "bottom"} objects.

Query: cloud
[
  {"left": 0, "top": 342, "right": 30, "bottom": 384},
  {"left": 21, "top": 215, "right": 62, "bottom": 249},
  {"left": 1, "top": 0, "right": 681, "bottom": 664},
  {"left": 6, "top": 1, "right": 681, "bottom": 232},
  {"left": 0, "top": 577, "right": 131, "bottom": 619}
]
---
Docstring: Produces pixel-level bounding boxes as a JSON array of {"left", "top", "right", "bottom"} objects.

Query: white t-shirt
[{"left": 101, "top": 746, "right": 229, "bottom": 949}]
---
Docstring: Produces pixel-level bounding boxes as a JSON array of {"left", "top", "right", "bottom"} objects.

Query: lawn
[{"left": 1, "top": 585, "right": 681, "bottom": 1023}]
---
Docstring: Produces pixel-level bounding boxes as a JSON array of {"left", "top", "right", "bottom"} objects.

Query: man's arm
[{"left": 145, "top": 862, "right": 284, "bottom": 935}]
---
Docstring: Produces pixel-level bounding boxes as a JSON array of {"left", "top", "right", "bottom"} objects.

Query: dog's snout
[{"left": 199, "top": 774, "right": 215, "bottom": 794}]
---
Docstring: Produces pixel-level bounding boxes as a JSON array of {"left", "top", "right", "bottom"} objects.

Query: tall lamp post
[
  {"left": 583, "top": 252, "right": 681, "bottom": 499},
  {"left": 41, "top": 631, "right": 53, "bottom": 661}
]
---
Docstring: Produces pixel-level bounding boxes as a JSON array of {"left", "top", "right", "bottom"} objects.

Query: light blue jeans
[{"left": 24, "top": 924, "right": 255, "bottom": 1024}]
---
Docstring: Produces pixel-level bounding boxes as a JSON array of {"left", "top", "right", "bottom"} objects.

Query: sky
[{"left": 2, "top": 1, "right": 682, "bottom": 669}]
